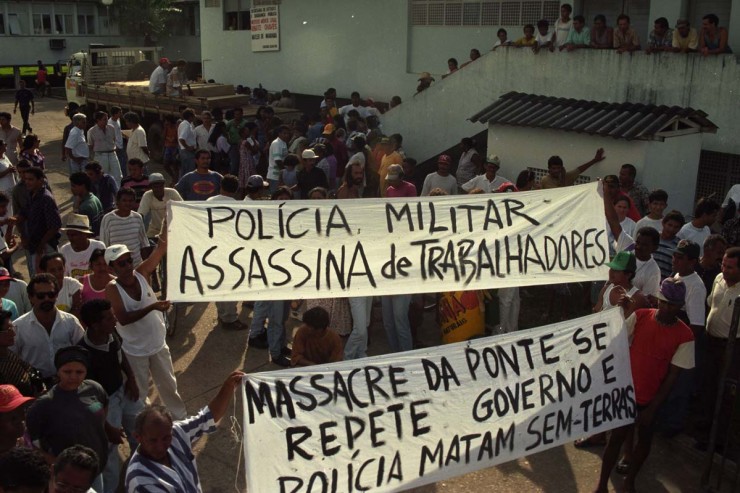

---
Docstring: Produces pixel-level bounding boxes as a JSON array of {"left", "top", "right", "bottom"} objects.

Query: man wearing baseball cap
[
  {"left": 385, "top": 164, "right": 416, "bottom": 198},
  {"left": 596, "top": 277, "right": 694, "bottom": 492},
  {"left": 148, "top": 58, "right": 170, "bottom": 95},
  {"left": 0, "top": 384, "right": 34, "bottom": 453},
  {"left": 672, "top": 240, "right": 706, "bottom": 331},
  {"left": 461, "top": 154, "right": 510, "bottom": 193},
  {"left": 421, "top": 154, "right": 457, "bottom": 196},
  {"left": 138, "top": 172, "right": 182, "bottom": 240},
  {"left": 104, "top": 239, "right": 187, "bottom": 420}
]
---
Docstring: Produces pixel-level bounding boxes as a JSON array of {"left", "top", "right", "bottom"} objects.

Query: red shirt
[
  {"left": 386, "top": 181, "right": 417, "bottom": 198},
  {"left": 619, "top": 191, "right": 642, "bottom": 222},
  {"left": 628, "top": 309, "right": 694, "bottom": 405},
  {"left": 36, "top": 68, "right": 47, "bottom": 83}
]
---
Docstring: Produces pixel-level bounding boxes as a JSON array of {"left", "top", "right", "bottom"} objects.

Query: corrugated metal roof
[{"left": 469, "top": 92, "right": 718, "bottom": 140}]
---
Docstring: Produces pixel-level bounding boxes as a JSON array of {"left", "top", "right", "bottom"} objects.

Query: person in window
[{"left": 699, "top": 13, "right": 732, "bottom": 55}]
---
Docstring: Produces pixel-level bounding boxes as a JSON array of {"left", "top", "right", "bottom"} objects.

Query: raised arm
[{"left": 208, "top": 371, "right": 246, "bottom": 423}]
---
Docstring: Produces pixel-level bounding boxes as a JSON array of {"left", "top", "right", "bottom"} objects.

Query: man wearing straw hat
[{"left": 59, "top": 214, "right": 105, "bottom": 281}]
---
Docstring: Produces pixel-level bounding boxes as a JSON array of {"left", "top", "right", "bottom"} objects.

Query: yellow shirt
[{"left": 515, "top": 36, "right": 537, "bottom": 47}]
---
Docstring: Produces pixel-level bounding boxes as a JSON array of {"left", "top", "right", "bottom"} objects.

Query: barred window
[
  {"left": 411, "top": 0, "right": 560, "bottom": 27},
  {"left": 205, "top": 0, "right": 221, "bottom": 7}
]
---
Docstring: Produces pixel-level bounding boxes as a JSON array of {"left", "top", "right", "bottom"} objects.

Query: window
[
  {"left": 77, "top": 4, "right": 95, "bottom": 35},
  {"left": 8, "top": 13, "right": 26, "bottom": 35},
  {"left": 0, "top": 14, "right": 5, "bottom": 35},
  {"left": 205, "top": 0, "right": 221, "bottom": 6},
  {"left": 54, "top": 4, "right": 74, "bottom": 35},
  {"left": 224, "top": 0, "right": 250, "bottom": 30},
  {"left": 410, "top": 0, "right": 560, "bottom": 27},
  {"left": 168, "top": 3, "right": 197, "bottom": 36},
  {"left": 32, "top": 4, "right": 53, "bottom": 35}
]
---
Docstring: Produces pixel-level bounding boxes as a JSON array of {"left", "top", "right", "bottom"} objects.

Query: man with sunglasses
[
  {"left": 105, "top": 238, "right": 186, "bottom": 420},
  {"left": 9, "top": 273, "right": 84, "bottom": 387}
]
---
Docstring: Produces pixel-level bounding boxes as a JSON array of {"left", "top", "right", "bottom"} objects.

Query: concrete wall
[
  {"left": 488, "top": 126, "right": 701, "bottom": 216},
  {"left": 200, "top": 0, "right": 419, "bottom": 100},
  {"left": 642, "top": 132, "right": 703, "bottom": 215},
  {"left": 382, "top": 48, "right": 740, "bottom": 167},
  {"left": 1, "top": 36, "right": 141, "bottom": 67}
]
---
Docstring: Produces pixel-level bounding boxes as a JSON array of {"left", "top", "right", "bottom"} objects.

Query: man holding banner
[
  {"left": 596, "top": 278, "right": 694, "bottom": 493},
  {"left": 125, "top": 370, "right": 245, "bottom": 492}
]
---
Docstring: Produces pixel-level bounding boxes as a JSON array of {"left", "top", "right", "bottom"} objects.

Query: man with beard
[
  {"left": 10, "top": 273, "right": 84, "bottom": 385},
  {"left": 336, "top": 161, "right": 363, "bottom": 199}
]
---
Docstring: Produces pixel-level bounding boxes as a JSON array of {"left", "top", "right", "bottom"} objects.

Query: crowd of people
[
  {"left": 419, "top": 7, "right": 732, "bottom": 95},
  {"left": 0, "top": 67, "right": 739, "bottom": 490}
]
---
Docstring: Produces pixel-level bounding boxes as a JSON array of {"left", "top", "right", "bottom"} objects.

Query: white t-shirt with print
[{"left": 60, "top": 240, "right": 106, "bottom": 281}]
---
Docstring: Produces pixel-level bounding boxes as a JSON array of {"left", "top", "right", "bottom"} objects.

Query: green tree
[{"left": 115, "top": 0, "right": 181, "bottom": 42}]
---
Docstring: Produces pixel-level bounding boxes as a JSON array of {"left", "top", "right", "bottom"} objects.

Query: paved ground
[{"left": 0, "top": 92, "right": 731, "bottom": 492}]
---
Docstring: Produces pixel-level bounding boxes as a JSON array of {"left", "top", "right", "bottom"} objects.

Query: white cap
[
  {"left": 104, "top": 244, "right": 130, "bottom": 264},
  {"left": 302, "top": 149, "right": 318, "bottom": 160}
]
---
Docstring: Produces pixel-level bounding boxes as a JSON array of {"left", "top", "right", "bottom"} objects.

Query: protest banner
[
  {"left": 241, "top": 309, "right": 634, "bottom": 492},
  {"left": 167, "top": 182, "right": 609, "bottom": 302}
]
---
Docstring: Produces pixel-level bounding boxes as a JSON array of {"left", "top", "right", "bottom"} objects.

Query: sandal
[
  {"left": 574, "top": 435, "right": 607, "bottom": 448},
  {"left": 616, "top": 459, "right": 630, "bottom": 475}
]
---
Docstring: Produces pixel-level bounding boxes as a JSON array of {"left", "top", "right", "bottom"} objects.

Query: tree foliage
[{"left": 114, "top": 0, "right": 181, "bottom": 40}]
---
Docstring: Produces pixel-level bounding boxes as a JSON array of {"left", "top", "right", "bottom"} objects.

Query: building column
[{"left": 729, "top": 0, "right": 740, "bottom": 52}]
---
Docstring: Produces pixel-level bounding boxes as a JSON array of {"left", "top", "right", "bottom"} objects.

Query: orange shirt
[{"left": 291, "top": 326, "right": 343, "bottom": 367}]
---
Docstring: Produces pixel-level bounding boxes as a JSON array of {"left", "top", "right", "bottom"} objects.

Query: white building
[
  {"left": 470, "top": 92, "right": 718, "bottom": 215},
  {"left": 0, "top": 0, "right": 201, "bottom": 68},
  {"left": 201, "top": 0, "right": 740, "bottom": 204}
]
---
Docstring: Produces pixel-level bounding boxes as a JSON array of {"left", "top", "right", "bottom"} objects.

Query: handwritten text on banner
[
  {"left": 241, "top": 309, "right": 635, "bottom": 492},
  {"left": 167, "top": 182, "right": 609, "bottom": 301}
]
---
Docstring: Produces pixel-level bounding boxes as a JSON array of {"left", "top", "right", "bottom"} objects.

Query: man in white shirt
[
  {"left": 10, "top": 273, "right": 85, "bottom": 381},
  {"left": 672, "top": 240, "right": 706, "bottom": 332},
  {"left": 108, "top": 106, "right": 126, "bottom": 178},
  {"left": 59, "top": 214, "right": 105, "bottom": 280},
  {"left": 267, "top": 125, "right": 290, "bottom": 193},
  {"left": 148, "top": 58, "right": 170, "bottom": 95},
  {"left": 138, "top": 173, "right": 182, "bottom": 239},
  {"left": 194, "top": 111, "right": 215, "bottom": 153},
  {"left": 64, "top": 114, "right": 89, "bottom": 175},
  {"left": 678, "top": 198, "right": 720, "bottom": 256},
  {"left": 123, "top": 112, "right": 149, "bottom": 168},
  {"left": 339, "top": 92, "right": 370, "bottom": 124},
  {"left": 461, "top": 155, "right": 509, "bottom": 193},
  {"left": 178, "top": 109, "right": 197, "bottom": 179},
  {"left": 421, "top": 154, "right": 457, "bottom": 196},
  {"left": 87, "top": 110, "right": 122, "bottom": 184}
]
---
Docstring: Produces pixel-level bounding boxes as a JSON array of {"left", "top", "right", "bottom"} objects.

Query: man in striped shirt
[
  {"left": 100, "top": 189, "right": 150, "bottom": 267},
  {"left": 125, "top": 370, "right": 245, "bottom": 492}
]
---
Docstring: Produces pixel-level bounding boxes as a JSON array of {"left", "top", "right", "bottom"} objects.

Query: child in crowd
[
  {"left": 653, "top": 210, "right": 686, "bottom": 279},
  {"left": 635, "top": 189, "right": 669, "bottom": 233},
  {"left": 534, "top": 19, "right": 555, "bottom": 51},
  {"left": 291, "top": 307, "right": 343, "bottom": 367},
  {"left": 515, "top": 24, "right": 537, "bottom": 47}
]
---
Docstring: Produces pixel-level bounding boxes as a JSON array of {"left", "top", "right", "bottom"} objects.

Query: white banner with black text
[
  {"left": 240, "top": 309, "right": 634, "bottom": 492},
  {"left": 167, "top": 182, "right": 609, "bottom": 302}
]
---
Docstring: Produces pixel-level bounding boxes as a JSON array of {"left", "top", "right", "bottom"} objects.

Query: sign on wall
[
  {"left": 250, "top": 5, "right": 280, "bottom": 52},
  {"left": 241, "top": 309, "right": 635, "bottom": 492},
  {"left": 166, "top": 183, "right": 610, "bottom": 302}
]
